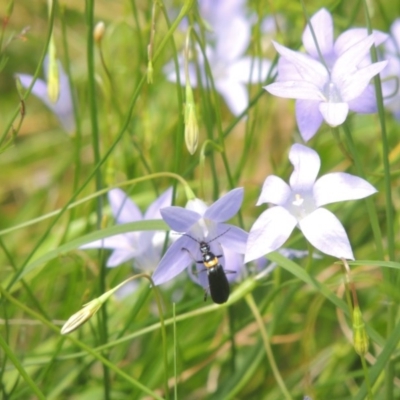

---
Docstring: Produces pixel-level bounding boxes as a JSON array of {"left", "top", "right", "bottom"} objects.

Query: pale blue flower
[
  {"left": 80, "top": 188, "right": 173, "bottom": 271},
  {"left": 152, "top": 188, "right": 248, "bottom": 289},
  {"left": 265, "top": 8, "right": 388, "bottom": 141},
  {"left": 17, "top": 56, "right": 75, "bottom": 134},
  {"left": 245, "top": 144, "right": 377, "bottom": 262}
]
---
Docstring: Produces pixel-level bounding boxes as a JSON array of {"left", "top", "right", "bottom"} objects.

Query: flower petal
[
  {"left": 338, "top": 61, "right": 388, "bottom": 102},
  {"left": 334, "top": 29, "right": 388, "bottom": 58},
  {"left": 256, "top": 175, "right": 291, "bottom": 206},
  {"left": 161, "top": 207, "right": 200, "bottom": 232},
  {"left": 217, "top": 224, "right": 248, "bottom": 254},
  {"left": 299, "top": 208, "right": 354, "bottom": 259},
  {"left": 52, "top": 62, "right": 75, "bottom": 133},
  {"left": 108, "top": 189, "right": 142, "bottom": 224},
  {"left": 205, "top": 188, "right": 244, "bottom": 222},
  {"left": 152, "top": 236, "right": 196, "bottom": 285},
  {"left": 245, "top": 206, "right": 297, "bottom": 263},
  {"left": 17, "top": 61, "right": 75, "bottom": 134},
  {"left": 229, "top": 57, "right": 272, "bottom": 84},
  {"left": 295, "top": 99, "right": 324, "bottom": 141},
  {"left": 289, "top": 144, "right": 320, "bottom": 191},
  {"left": 333, "top": 34, "right": 375, "bottom": 76},
  {"left": 80, "top": 234, "right": 134, "bottom": 250},
  {"left": 347, "top": 85, "right": 377, "bottom": 113},
  {"left": 314, "top": 172, "right": 377, "bottom": 207},
  {"left": 215, "top": 15, "right": 251, "bottom": 62},
  {"left": 272, "top": 41, "right": 328, "bottom": 84},
  {"left": 215, "top": 79, "right": 249, "bottom": 116},
  {"left": 265, "top": 81, "right": 325, "bottom": 101},
  {"left": 302, "top": 8, "right": 334, "bottom": 59},
  {"left": 319, "top": 102, "right": 349, "bottom": 126},
  {"left": 107, "top": 249, "right": 138, "bottom": 267},
  {"left": 277, "top": 57, "right": 302, "bottom": 81},
  {"left": 144, "top": 187, "right": 173, "bottom": 220},
  {"left": 18, "top": 75, "right": 48, "bottom": 104}
]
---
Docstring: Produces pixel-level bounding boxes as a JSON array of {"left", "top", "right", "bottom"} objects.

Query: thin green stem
[
  {"left": 361, "top": 354, "right": 373, "bottom": 400},
  {"left": 0, "top": 333, "right": 46, "bottom": 399},
  {"left": 0, "top": 0, "right": 56, "bottom": 146},
  {"left": 0, "top": 285, "right": 164, "bottom": 400},
  {"left": 4, "top": 0, "right": 194, "bottom": 290},
  {"left": 245, "top": 294, "right": 292, "bottom": 400},
  {"left": 340, "top": 124, "right": 384, "bottom": 260}
]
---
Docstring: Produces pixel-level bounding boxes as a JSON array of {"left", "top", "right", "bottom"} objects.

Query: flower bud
[
  {"left": 94, "top": 21, "right": 105, "bottom": 43},
  {"left": 353, "top": 306, "right": 369, "bottom": 356},
  {"left": 47, "top": 38, "right": 60, "bottom": 103},
  {"left": 61, "top": 298, "right": 102, "bottom": 334},
  {"left": 184, "top": 82, "right": 199, "bottom": 155},
  {"left": 61, "top": 277, "right": 139, "bottom": 334}
]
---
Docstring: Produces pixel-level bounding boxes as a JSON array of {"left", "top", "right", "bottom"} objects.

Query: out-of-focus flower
[
  {"left": 94, "top": 21, "right": 105, "bottom": 43},
  {"left": 80, "top": 188, "right": 173, "bottom": 272},
  {"left": 165, "top": 4, "right": 271, "bottom": 116},
  {"left": 152, "top": 188, "right": 248, "bottom": 290},
  {"left": 264, "top": 8, "right": 388, "bottom": 141},
  {"left": 16, "top": 56, "right": 75, "bottom": 134},
  {"left": 245, "top": 144, "right": 377, "bottom": 262},
  {"left": 382, "top": 19, "right": 400, "bottom": 119}
]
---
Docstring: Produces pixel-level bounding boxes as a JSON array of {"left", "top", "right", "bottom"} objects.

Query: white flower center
[
  {"left": 286, "top": 192, "right": 317, "bottom": 221},
  {"left": 189, "top": 218, "right": 217, "bottom": 241},
  {"left": 322, "top": 80, "right": 342, "bottom": 103}
]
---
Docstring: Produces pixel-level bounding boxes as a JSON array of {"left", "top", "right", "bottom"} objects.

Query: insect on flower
[{"left": 182, "top": 230, "right": 231, "bottom": 304}]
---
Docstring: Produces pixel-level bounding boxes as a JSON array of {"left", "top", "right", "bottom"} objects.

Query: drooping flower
[
  {"left": 381, "top": 19, "right": 400, "bottom": 119},
  {"left": 245, "top": 144, "right": 377, "bottom": 262},
  {"left": 152, "top": 188, "right": 248, "bottom": 291},
  {"left": 16, "top": 55, "right": 75, "bottom": 134},
  {"left": 165, "top": 7, "right": 271, "bottom": 116},
  {"left": 80, "top": 188, "right": 173, "bottom": 271},
  {"left": 264, "top": 8, "right": 388, "bottom": 141}
]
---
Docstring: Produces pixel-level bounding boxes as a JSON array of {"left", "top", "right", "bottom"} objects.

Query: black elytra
[{"left": 182, "top": 229, "right": 231, "bottom": 304}]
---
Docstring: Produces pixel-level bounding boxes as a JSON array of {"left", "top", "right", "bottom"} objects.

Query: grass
[{"left": 1, "top": 0, "right": 400, "bottom": 399}]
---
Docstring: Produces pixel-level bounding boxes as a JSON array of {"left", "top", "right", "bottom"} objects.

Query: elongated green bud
[
  {"left": 184, "top": 82, "right": 199, "bottom": 155},
  {"left": 47, "top": 37, "right": 59, "bottom": 103},
  {"left": 61, "top": 276, "right": 143, "bottom": 334},
  {"left": 353, "top": 306, "right": 369, "bottom": 356},
  {"left": 61, "top": 297, "right": 103, "bottom": 334}
]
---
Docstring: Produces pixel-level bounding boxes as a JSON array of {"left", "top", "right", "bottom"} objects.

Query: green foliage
[{"left": 1, "top": 0, "right": 400, "bottom": 399}]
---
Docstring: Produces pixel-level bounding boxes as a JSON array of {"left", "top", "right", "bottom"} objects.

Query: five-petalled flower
[
  {"left": 80, "top": 188, "right": 172, "bottom": 271},
  {"left": 264, "top": 8, "right": 388, "bottom": 141},
  {"left": 152, "top": 188, "right": 248, "bottom": 290},
  {"left": 245, "top": 144, "right": 377, "bottom": 262}
]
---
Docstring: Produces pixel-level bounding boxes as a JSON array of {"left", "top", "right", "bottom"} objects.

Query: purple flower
[
  {"left": 165, "top": 8, "right": 271, "bottom": 116},
  {"left": 245, "top": 144, "right": 377, "bottom": 262},
  {"left": 80, "top": 188, "right": 173, "bottom": 271},
  {"left": 17, "top": 56, "right": 75, "bottom": 134},
  {"left": 264, "top": 8, "right": 388, "bottom": 141},
  {"left": 382, "top": 19, "right": 400, "bottom": 119},
  {"left": 152, "top": 188, "right": 248, "bottom": 290}
]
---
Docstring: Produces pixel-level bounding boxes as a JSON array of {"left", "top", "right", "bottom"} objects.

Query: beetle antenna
[{"left": 207, "top": 228, "right": 230, "bottom": 244}]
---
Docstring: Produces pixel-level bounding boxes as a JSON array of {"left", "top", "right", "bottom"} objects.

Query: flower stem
[{"left": 245, "top": 293, "right": 292, "bottom": 400}]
